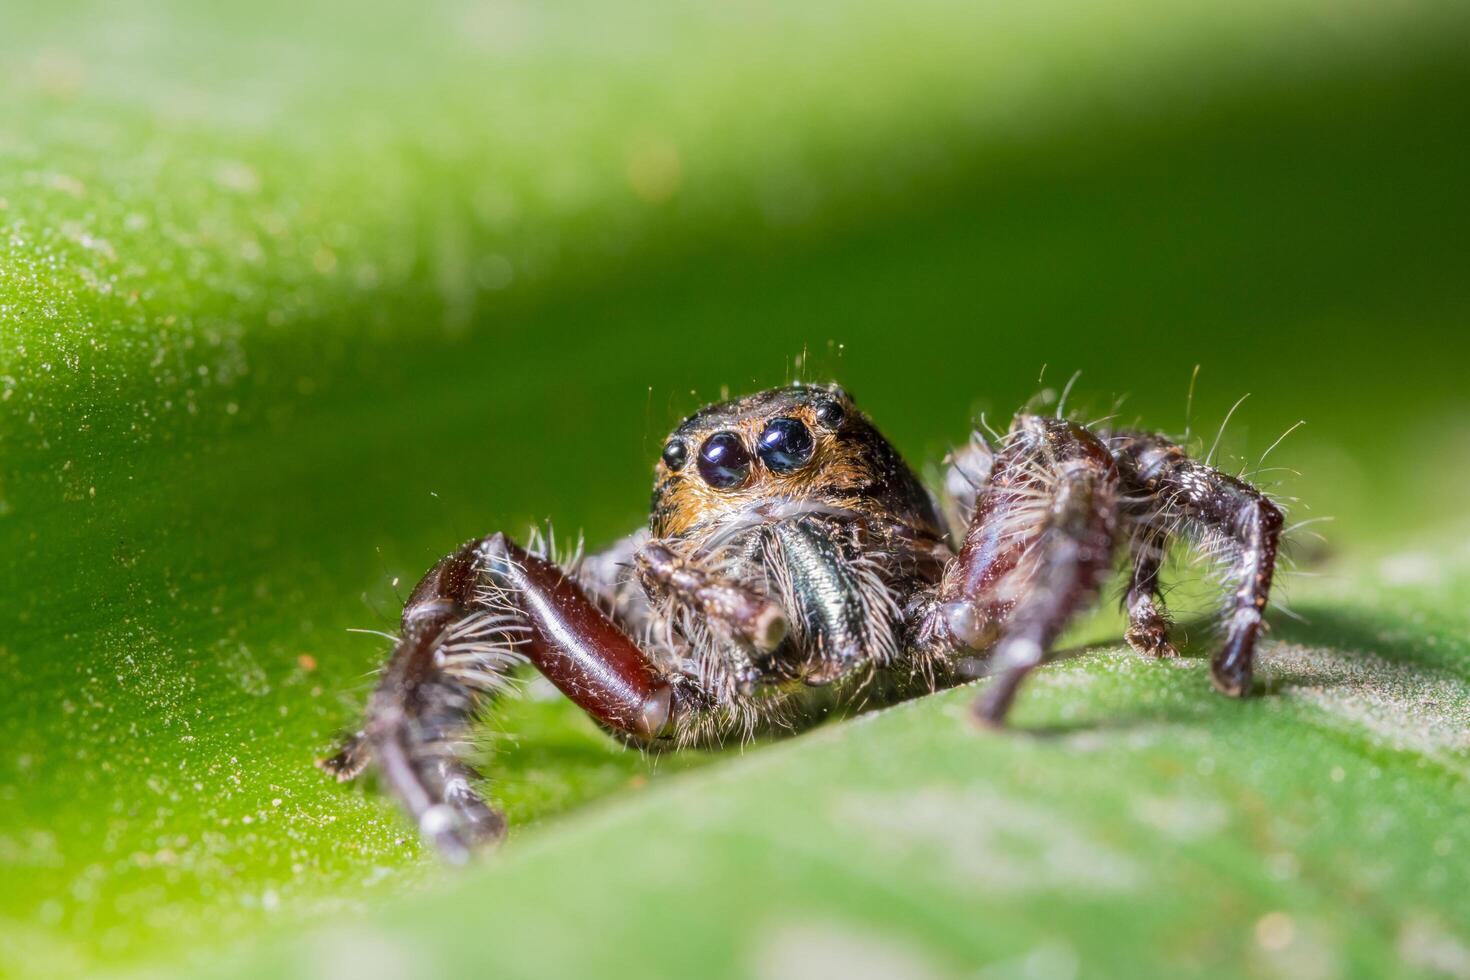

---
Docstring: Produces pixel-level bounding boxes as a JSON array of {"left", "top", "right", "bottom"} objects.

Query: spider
[{"left": 320, "top": 383, "right": 1284, "bottom": 862}]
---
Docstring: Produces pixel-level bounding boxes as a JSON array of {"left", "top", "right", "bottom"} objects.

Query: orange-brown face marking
[{"left": 649, "top": 384, "right": 942, "bottom": 543}]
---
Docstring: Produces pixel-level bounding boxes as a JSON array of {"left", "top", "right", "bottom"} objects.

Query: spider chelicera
[{"left": 321, "top": 383, "right": 1284, "bottom": 861}]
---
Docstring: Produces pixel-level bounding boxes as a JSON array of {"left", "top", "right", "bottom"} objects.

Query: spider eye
[
  {"left": 757, "top": 417, "right": 814, "bottom": 473},
  {"left": 661, "top": 439, "right": 688, "bottom": 472},
  {"left": 697, "top": 431, "right": 751, "bottom": 489},
  {"left": 814, "top": 400, "right": 845, "bottom": 429}
]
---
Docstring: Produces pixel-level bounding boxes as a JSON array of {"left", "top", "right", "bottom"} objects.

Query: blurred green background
[{"left": 2, "top": 0, "right": 1468, "bottom": 976}]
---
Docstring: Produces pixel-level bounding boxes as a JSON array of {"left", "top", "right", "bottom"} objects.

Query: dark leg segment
[
  {"left": 319, "top": 532, "right": 672, "bottom": 862},
  {"left": 924, "top": 416, "right": 1121, "bottom": 725},
  {"left": 322, "top": 541, "right": 507, "bottom": 862},
  {"left": 1122, "top": 524, "right": 1178, "bottom": 658},
  {"left": 1110, "top": 433, "right": 1284, "bottom": 696}
]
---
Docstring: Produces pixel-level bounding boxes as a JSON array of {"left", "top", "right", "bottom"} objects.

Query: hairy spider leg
[
  {"left": 636, "top": 540, "right": 788, "bottom": 653},
  {"left": 925, "top": 416, "right": 1121, "bottom": 725},
  {"left": 1109, "top": 433, "right": 1284, "bottom": 696},
  {"left": 319, "top": 533, "right": 673, "bottom": 863},
  {"left": 1120, "top": 522, "right": 1177, "bottom": 658}
]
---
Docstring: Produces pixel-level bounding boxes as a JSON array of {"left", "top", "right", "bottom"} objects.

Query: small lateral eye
[
  {"left": 661, "top": 439, "right": 688, "bottom": 471},
  {"left": 814, "top": 400, "right": 845, "bottom": 429},
  {"left": 757, "top": 417, "right": 814, "bottom": 473},
  {"left": 697, "top": 431, "right": 751, "bottom": 489}
]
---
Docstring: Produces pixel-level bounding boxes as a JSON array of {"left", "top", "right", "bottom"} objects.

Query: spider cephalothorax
[
  {"left": 641, "top": 384, "right": 949, "bottom": 700},
  {"left": 321, "top": 382, "right": 1286, "bottom": 862}
]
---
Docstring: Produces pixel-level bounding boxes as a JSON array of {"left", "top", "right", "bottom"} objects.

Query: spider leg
[
  {"left": 1110, "top": 432, "right": 1284, "bottom": 697},
  {"left": 575, "top": 528, "right": 658, "bottom": 635},
  {"left": 319, "top": 730, "right": 371, "bottom": 781},
  {"left": 636, "top": 540, "right": 788, "bottom": 653},
  {"left": 320, "top": 532, "right": 676, "bottom": 862},
  {"left": 936, "top": 429, "right": 995, "bottom": 546},
  {"left": 919, "top": 415, "right": 1121, "bottom": 725},
  {"left": 1121, "top": 523, "right": 1178, "bottom": 658}
]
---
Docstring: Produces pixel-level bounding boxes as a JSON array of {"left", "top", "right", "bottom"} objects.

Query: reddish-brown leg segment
[
  {"left": 319, "top": 532, "right": 673, "bottom": 862},
  {"left": 481, "top": 535, "right": 672, "bottom": 736}
]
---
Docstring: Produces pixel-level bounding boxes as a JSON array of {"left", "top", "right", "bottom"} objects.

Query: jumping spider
[{"left": 321, "top": 383, "right": 1284, "bottom": 861}]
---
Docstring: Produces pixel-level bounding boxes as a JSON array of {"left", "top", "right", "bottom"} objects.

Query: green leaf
[{"left": 2, "top": 0, "right": 1468, "bottom": 976}]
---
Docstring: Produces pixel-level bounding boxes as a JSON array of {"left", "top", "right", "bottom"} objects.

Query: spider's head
[{"left": 649, "top": 383, "right": 940, "bottom": 542}]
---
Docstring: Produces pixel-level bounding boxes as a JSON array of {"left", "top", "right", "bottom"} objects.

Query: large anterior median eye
[
  {"left": 757, "top": 417, "right": 814, "bottom": 473},
  {"left": 697, "top": 431, "right": 752, "bottom": 489}
]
